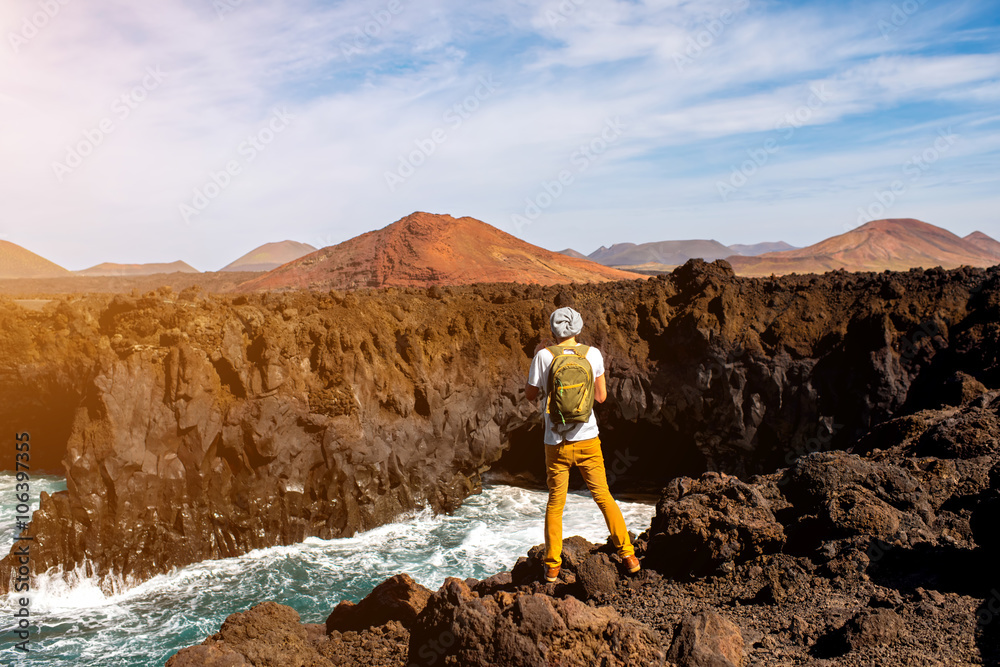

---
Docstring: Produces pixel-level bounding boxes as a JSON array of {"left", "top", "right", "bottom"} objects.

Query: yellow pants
[{"left": 544, "top": 436, "right": 635, "bottom": 569}]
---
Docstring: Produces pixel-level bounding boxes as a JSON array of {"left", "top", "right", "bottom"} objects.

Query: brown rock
[
  {"left": 165, "top": 643, "right": 250, "bottom": 667},
  {"left": 166, "top": 601, "right": 332, "bottom": 667},
  {"left": 408, "top": 578, "right": 665, "bottom": 666},
  {"left": 325, "top": 573, "right": 431, "bottom": 632},
  {"left": 644, "top": 474, "right": 785, "bottom": 577},
  {"left": 667, "top": 611, "right": 745, "bottom": 667},
  {"left": 576, "top": 552, "right": 620, "bottom": 601},
  {"left": 842, "top": 608, "right": 905, "bottom": 650}
]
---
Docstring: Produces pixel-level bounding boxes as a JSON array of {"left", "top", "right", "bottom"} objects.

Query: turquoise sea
[{"left": 1, "top": 473, "right": 655, "bottom": 666}]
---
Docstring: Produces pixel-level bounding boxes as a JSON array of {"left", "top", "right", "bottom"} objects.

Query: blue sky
[{"left": 1, "top": 0, "right": 998, "bottom": 270}]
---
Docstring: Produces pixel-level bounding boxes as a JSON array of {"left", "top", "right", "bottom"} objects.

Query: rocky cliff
[
  {"left": 170, "top": 381, "right": 1000, "bottom": 666},
  {"left": 4, "top": 260, "right": 1000, "bottom": 592}
]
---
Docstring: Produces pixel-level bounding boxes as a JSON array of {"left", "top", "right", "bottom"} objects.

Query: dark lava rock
[
  {"left": 755, "top": 555, "right": 812, "bottom": 605},
  {"left": 667, "top": 610, "right": 746, "bottom": 667},
  {"left": 576, "top": 552, "right": 620, "bottom": 601},
  {"left": 511, "top": 535, "right": 598, "bottom": 586},
  {"left": 971, "top": 460, "right": 1000, "bottom": 554},
  {"left": 842, "top": 608, "right": 905, "bottom": 649},
  {"left": 326, "top": 573, "right": 431, "bottom": 632},
  {"left": 643, "top": 473, "right": 785, "bottom": 577},
  {"left": 168, "top": 600, "right": 412, "bottom": 667},
  {"left": 408, "top": 577, "right": 665, "bottom": 666},
  {"left": 939, "top": 371, "right": 989, "bottom": 408},
  {"left": 473, "top": 571, "right": 513, "bottom": 597},
  {"left": 779, "top": 451, "right": 938, "bottom": 552}
]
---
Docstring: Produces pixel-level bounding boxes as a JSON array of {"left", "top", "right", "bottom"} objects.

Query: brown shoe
[
  {"left": 623, "top": 555, "right": 641, "bottom": 574},
  {"left": 544, "top": 566, "right": 560, "bottom": 583}
]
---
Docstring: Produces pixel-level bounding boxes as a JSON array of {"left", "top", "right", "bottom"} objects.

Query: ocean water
[{"left": 1, "top": 473, "right": 655, "bottom": 666}]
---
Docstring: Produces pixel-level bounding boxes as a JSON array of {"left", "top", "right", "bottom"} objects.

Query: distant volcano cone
[
  {"left": 0, "top": 240, "right": 70, "bottom": 279},
  {"left": 237, "top": 212, "right": 642, "bottom": 291},
  {"left": 727, "top": 219, "right": 1000, "bottom": 276},
  {"left": 220, "top": 241, "right": 318, "bottom": 272},
  {"left": 75, "top": 261, "right": 200, "bottom": 276}
]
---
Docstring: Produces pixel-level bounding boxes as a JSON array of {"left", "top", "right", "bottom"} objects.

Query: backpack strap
[{"left": 546, "top": 344, "right": 588, "bottom": 358}]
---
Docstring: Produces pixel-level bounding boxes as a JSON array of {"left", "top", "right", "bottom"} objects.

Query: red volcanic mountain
[
  {"left": 237, "top": 212, "right": 642, "bottom": 291},
  {"left": 727, "top": 219, "right": 1000, "bottom": 276},
  {"left": 0, "top": 240, "right": 70, "bottom": 279}
]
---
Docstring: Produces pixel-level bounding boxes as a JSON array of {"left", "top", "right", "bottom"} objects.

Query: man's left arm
[
  {"left": 592, "top": 348, "right": 607, "bottom": 403},
  {"left": 594, "top": 373, "right": 607, "bottom": 403}
]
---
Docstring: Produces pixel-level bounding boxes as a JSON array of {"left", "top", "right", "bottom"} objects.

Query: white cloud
[{"left": 0, "top": 0, "right": 996, "bottom": 270}]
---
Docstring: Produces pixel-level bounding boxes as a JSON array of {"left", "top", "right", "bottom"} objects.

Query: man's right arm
[{"left": 525, "top": 348, "right": 547, "bottom": 403}]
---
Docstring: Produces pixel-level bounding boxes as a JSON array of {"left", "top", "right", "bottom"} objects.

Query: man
[{"left": 524, "top": 306, "right": 640, "bottom": 583}]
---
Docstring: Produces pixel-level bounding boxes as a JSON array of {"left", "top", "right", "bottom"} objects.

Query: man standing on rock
[{"left": 524, "top": 306, "right": 641, "bottom": 583}]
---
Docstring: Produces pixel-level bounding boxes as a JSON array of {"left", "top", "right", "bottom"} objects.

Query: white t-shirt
[{"left": 527, "top": 344, "right": 605, "bottom": 445}]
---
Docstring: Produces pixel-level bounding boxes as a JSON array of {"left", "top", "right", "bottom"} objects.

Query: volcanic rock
[
  {"left": 778, "top": 451, "right": 937, "bottom": 551},
  {"left": 576, "top": 552, "right": 620, "bottom": 601},
  {"left": 667, "top": 611, "right": 746, "bottom": 667},
  {"left": 167, "top": 601, "right": 323, "bottom": 667},
  {"left": 5, "top": 261, "right": 1000, "bottom": 594},
  {"left": 407, "top": 578, "right": 665, "bottom": 666},
  {"left": 171, "top": 406, "right": 1000, "bottom": 667},
  {"left": 325, "top": 573, "right": 431, "bottom": 632},
  {"left": 643, "top": 473, "right": 785, "bottom": 577},
  {"left": 841, "top": 608, "right": 906, "bottom": 650},
  {"left": 168, "top": 600, "right": 411, "bottom": 667}
]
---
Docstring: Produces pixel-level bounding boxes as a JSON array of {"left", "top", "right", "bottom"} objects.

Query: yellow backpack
[{"left": 545, "top": 345, "right": 594, "bottom": 432}]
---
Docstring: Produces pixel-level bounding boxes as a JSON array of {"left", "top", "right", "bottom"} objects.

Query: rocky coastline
[
  {"left": 168, "top": 387, "right": 1000, "bottom": 665},
  {"left": 4, "top": 259, "right": 1000, "bottom": 660}
]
